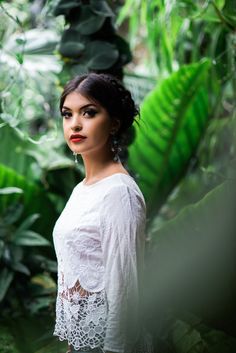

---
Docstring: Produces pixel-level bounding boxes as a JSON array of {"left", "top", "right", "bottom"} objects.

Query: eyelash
[
  {"left": 83, "top": 109, "right": 97, "bottom": 118},
  {"left": 61, "top": 111, "right": 72, "bottom": 119},
  {"left": 61, "top": 109, "right": 97, "bottom": 119}
]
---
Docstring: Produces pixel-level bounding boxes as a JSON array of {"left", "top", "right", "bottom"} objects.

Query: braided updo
[{"left": 60, "top": 73, "right": 140, "bottom": 139}]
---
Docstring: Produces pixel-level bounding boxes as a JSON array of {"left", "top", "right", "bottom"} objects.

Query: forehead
[{"left": 63, "top": 91, "right": 97, "bottom": 109}]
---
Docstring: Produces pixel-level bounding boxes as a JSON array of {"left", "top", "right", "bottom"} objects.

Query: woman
[{"left": 53, "top": 73, "right": 149, "bottom": 353}]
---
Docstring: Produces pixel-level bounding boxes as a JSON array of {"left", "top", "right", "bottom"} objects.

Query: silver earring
[
  {"left": 110, "top": 134, "right": 122, "bottom": 162},
  {"left": 73, "top": 151, "right": 78, "bottom": 164}
]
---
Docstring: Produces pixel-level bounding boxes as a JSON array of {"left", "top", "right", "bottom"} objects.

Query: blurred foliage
[
  {"left": 119, "top": 1, "right": 236, "bottom": 352},
  {"left": 53, "top": 0, "right": 132, "bottom": 82},
  {"left": 0, "top": 0, "right": 235, "bottom": 352}
]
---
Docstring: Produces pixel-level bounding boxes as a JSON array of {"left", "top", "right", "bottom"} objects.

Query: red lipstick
[{"left": 70, "top": 133, "right": 87, "bottom": 143}]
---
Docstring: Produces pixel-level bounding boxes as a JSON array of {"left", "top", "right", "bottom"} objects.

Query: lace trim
[{"left": 54, "top": 273, "right": 108, "bottom": 350}]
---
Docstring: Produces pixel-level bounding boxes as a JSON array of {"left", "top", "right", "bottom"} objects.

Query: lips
[{"left": 70, "top": 134, "right": 87, "bottom": 142}]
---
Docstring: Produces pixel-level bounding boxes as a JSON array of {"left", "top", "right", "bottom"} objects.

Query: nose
[{"left": 70, "top": 114, "right": 83, "bottom": 132}]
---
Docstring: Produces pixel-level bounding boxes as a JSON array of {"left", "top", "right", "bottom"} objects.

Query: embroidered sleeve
[{"left": 100, "top": 185, "right": 146, "bottom": 353}]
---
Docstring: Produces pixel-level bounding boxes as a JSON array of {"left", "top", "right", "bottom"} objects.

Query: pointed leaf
[
  {"left": 16, "top": 213, "right": 40, "bottom": 233},
  {"left": 128, "top": 60, "right": 210, "bottom": 214},
  {"left": 11, "top": 262, "right": 30, "bottom": 276},
  {"left": 13, "top": 231, "right": 50, "bottom": 246}
]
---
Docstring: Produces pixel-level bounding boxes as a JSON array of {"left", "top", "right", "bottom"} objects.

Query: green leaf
[
  {"left": 0, "top": 121, "right": 35, "bottom": 178},
  {"left": 75, "top": 5, "right": 105, "bottom": 35},
  {"left": 59, "top": 29, "right": 85, "bottom": 58},
  {"left": 82, "top": 41, "right": 119, "bottom": 70},
  {"left": 13, "top": 231, "right": 50, "bottom": 247},
  {"left": 2, "top": 203, "right": 24, "bottom": 225},
  {"left": 128, "top": 60, "right": 210, "bottom": 214},
  {"left": 171, "top": 319, "right": 207, "bottom": 352},
  {"left": 16, "top": 213, "right": 40, "bottom": 233},
  {"left": 90, "top": 0, "right": 114, "bottom": 17},
  {"left": 11, "top": 262, "right": 30, "bottom": 276},
  {"left": 222, "top": 0, "right": 236, "bottom": 26},
  {"left": 0, "top": 268, "right": 14, "bottom": 301},
  {"left": 0, "top": 187, "right": 23, "bottom": 195},
  {"left": 0, "top": 163, "right": 57, "bottom": 235},
  {"left": 15, "top": 38, "right": 26, "bottom": 45},
  {"left": 54, "top": 0, "right": 81, "bottom": 16},
  {"left": 33, "top": 254, "right": 57, "bottom": 272},
  {"left": 31, "top": 273, "right": 56, "bottom": 290},
  {"left": 15, "top": 52, "right": 24, "bottom": 65}
]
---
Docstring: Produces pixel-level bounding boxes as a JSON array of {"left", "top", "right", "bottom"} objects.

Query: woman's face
[{"left": 62, "top": 91, "right": 115, "bottom": 157}]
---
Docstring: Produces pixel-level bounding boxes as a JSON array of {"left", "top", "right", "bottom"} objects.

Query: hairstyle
[{"left": 60, "top": 73, "right": 140, "bottom": 139}]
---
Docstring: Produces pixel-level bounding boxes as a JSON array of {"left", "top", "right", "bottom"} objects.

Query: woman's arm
[{"left": 100, "top": 184, "right": 146, "bottom": 353}]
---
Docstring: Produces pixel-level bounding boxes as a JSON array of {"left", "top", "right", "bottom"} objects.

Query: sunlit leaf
[{"left": 128, "top": 60, "right": 210, "bottom": 215}]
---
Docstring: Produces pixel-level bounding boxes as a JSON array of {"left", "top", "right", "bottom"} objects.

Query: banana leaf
[{"left": 128, "top": 60, "right": 210, "bottom": 215}]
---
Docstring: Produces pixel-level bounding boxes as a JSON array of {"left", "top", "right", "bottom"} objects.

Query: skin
[{"left": 62, "top": 91, "right": 129, "bottom": 185}]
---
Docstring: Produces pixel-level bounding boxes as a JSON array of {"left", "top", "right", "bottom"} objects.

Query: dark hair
[{"left": 60, "top": 73, "right": 140, "bottom": 138}]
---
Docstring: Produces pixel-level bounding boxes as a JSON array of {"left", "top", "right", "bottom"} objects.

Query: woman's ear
[{"left": 110, "top": 119, "right": 121, "bottom": 134}]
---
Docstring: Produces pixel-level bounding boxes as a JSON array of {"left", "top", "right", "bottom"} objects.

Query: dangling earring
[
  {"left": 110, "top": 134, "right": 122, "bottom": 162},
  {"left": 73, "top": 151, "right": 78, "bottom": 164}
]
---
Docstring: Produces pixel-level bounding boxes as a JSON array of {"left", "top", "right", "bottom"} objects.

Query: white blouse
[{"left": 53, "top": 173, "right": 146, "bottom": 352}]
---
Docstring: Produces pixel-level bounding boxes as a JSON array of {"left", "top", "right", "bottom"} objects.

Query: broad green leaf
[
  {"left": 0, "top": 164, "right": 57, "bottom": 235},
  {"left": 59, "top": 28, "right": 85, "bottom": 58},
  {"left": 128, "top": 60, "right": 210, "bottom": 214},
  {"left": 0, "top": 121, "right": 35, "bottom": 178},
  {"left": 0, "top": 268, "right": 14, "bottom": 301},
  {"left": 75, "top": 5, "right": 105, "bottom": 35},
  {"left": 59, "top": 41, "right": 85, "bottom": 58},
  {"left": 13, "top": 231, "right": 50, "bottom": 246},
  {"left": 90, "top": 0, "right": 114, "bottom": 17},
  {"left": 82, "top": 41, "right": 119, "bottom": 70},
  {"left": 0, "top": 163, "right": 38, "bottom": 213}
]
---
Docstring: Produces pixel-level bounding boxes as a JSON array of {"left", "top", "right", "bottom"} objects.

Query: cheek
[{"left": 88, "top": 120, "right": 111, "bottom": 140}]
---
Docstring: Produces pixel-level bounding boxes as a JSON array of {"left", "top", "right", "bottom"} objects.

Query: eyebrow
[{"left": 62, "top": 104, "right": 97, "bottom": 111}]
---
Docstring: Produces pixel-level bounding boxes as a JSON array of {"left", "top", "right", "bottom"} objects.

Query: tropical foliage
[
  {"left": 53, "top": 0, "right": 132, "bottom": 82},
  {"left": 0, "top": 0, "right": 235, "bottom": 352}
]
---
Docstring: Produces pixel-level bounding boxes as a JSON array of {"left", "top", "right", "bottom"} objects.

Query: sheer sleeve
[{"left": 100, "top": 184, "right": 146, "bottom": 353}]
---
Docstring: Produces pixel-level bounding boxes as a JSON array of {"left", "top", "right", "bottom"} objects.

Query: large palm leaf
[{"left": 128, "top": 60, "right": 210, "bottom": 216}]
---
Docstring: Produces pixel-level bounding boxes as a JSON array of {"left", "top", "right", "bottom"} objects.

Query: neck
[{"left": 81, "top": 147, "right": 120, "bottom": 183}]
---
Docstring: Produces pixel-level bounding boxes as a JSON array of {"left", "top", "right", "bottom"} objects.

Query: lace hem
[{"left": 54, "top": 284, "right": 107, "bottom": 350}]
